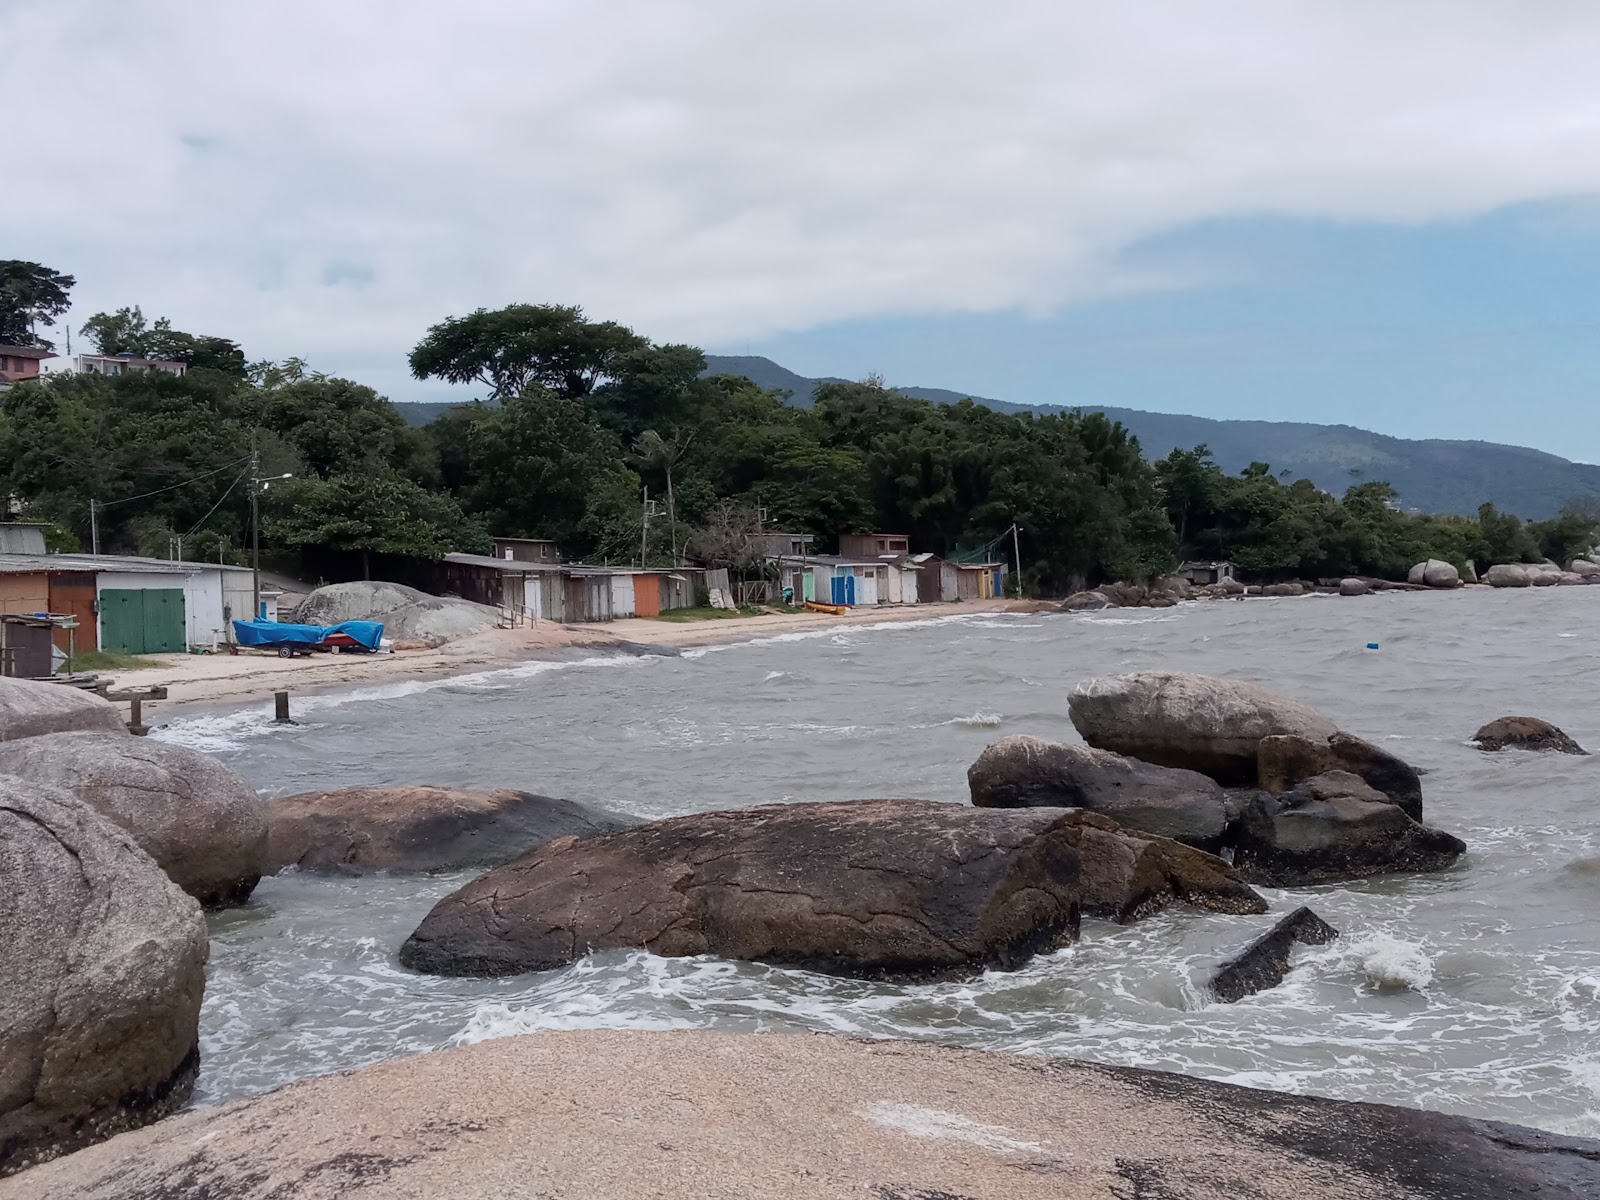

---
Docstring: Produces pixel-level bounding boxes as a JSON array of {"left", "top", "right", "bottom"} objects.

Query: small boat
[
  {"left": 803, "top": 601, "right": 850, "bottom": 616},
  {"left": 231, "top": 618, "right": 386, "bottom": 657}
]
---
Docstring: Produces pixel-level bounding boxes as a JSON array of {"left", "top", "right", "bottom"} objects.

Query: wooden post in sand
[{"left": 274, "top": 691, "right": 292, "bottom": 724}]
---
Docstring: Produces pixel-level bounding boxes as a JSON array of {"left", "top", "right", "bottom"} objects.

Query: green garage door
[{"left": 100, "top": 588, "right": 186, "bottom": 654}]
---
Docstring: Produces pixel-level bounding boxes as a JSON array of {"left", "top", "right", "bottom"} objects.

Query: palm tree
[{"left": 629, "top": 429, "right": 693, "bottom": 566}]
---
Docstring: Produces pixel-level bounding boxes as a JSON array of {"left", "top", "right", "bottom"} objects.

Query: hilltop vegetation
[{"left": 1, "top": 292, "right": 1593, "bottom": 593}]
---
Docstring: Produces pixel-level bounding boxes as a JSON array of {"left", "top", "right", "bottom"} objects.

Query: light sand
[{"left": 97, "top": 599, "right": 1023, "bottom": 718}]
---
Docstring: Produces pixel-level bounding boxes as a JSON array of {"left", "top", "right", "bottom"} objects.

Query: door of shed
[
  {"left": 101, "top": 588, "right": 186, "bottom": 654},
  {"left": 48, "top": 574, "right": 98, "bottom": 650}
]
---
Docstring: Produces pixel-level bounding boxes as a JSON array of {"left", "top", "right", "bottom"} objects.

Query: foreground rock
[
  {"left": 1210, "top": 906, "right": 1339, "bottom": 1003},
  {"left": 1069, "top": 671, "right": 1338, "bottom": 784},
  {"left": 9, "top": 1029, "right": 1598, "bottom": 1200},
  {"left": 968, "top": 734, "right": 1229, "bottom": 850},
  {"left": 0, "top": 733, "right": 266, "bottom": 907},
  {"left": 1472, "top": 716, "right": 1588, "bottom": 755},
  {"left": 266, "top": 785, "right": 640, "bottom": 874},
  {"left": 400, "top": 800, "right": 1263, "bottom": 980},
  {"left": 1257, "top": 731, "right": 1424, "bottom": 819},
  {"left": 293, "top": 580, "right": 498, "bottom": 646},
  {"left": 0, "top": 777, "right": 207, "bottom": 1177},
  {"left": 1234, "top": 772, "right": 1466, "bottom": 886},
  {"left": 0, "top": 678, "right": 126, "bottom": 743}
]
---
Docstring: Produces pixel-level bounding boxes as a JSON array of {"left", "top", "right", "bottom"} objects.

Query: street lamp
[{"left": 251, "top": 469, "right": 293, "bottom": 621}]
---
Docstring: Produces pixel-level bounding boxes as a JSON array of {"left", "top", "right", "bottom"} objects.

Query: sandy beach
[{"left": 97, "top": 599, "right": 1025, "bottom": 720}]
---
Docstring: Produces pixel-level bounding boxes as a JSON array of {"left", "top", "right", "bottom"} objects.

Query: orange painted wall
[
  {"left": 48, "top": 574, "right": 99, "bottom": 651},
  {"left": 633, "top": 574, "right": 661, "bottom": 618},
  {"left": 0, "top": 573, "right": 49, "bottom": 616}
]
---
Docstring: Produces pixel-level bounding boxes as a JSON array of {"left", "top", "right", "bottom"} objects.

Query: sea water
[{"left": 159, "top": 587, "right": 1600, "bottom": 1135}]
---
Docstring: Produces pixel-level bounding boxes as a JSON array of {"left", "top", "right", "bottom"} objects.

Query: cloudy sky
[{"left": 8, "top": 1, "right": 1600, "bottom": 457}]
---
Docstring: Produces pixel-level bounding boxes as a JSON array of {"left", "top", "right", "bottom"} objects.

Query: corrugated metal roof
[{"left": 0, "top": 552, "right": 251, "bottom": 575}]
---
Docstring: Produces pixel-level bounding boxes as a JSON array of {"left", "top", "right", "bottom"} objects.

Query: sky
[{"left": 7, "top": 1, "right": 1600, "bottom": 458}]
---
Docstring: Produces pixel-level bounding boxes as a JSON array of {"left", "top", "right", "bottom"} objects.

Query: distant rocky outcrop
[
  {"left": 1472, "top": 717, "right": 1587, "bottom": 755},
  {"left": 1210, "top": 906, "right": 1340, "bottom": 1003},
  {"left": 293, "top": 581, "right": 498, "bottom": 647},
  {"left": 14, "top": 1028, "right": 1600, "bottom": 1200},
  {"left": 967, "top": 734, "right": 1230, "bottom": 850},
  {"left": 0, "top": 732, "right": 266, "bottom": 907},
  {"left": 1233, "top": 771, "right": 1466, "bottom": 886},
  {"left": 399, "top": 800, "right": 1263, "bottom": 981},
  {"left": 1407, "top": 559, "right": 1461, "bottom": 588},
  {"left": 0, "top": 777, "right": 208, "bottom": 1176},
  {"left": 1068, "top": 671, "right": 1338, "bottom": 785},
  {"left": 266, "top": 785, "right": 640, "bottom": 874},
  {"left": 0, "top": 678, "right": 126, "bottom": 743}
]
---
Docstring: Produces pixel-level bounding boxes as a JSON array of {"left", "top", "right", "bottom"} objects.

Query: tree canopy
[
  {"left": 0, "top": 260, "right": 75, "bottom": 350},
  {"left": 409, "top": 304, "right": 648, "bottom": 401}
]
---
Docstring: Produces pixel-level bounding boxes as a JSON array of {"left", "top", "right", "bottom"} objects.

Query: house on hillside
[
  {"left": 73, "top": 352, "right": 187, "bottom": 378},
  {"left": 0, "top": 345, "right": 56, "bottom": 388},
  {"left": 1177, "top": 560, "right": 1236, "bottom": 587},
  {"left": 839, "top": 532, "right": 910, "bottom": 558},
  {"left": 760, "top": 531, "right": 814, "bottom": 558},
  {"left": 492, "top": 536, "right": 560, "bottom": 564}
]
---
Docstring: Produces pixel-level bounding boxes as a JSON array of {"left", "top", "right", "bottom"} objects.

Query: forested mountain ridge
[{"left": 689, "top": 355, "right": 1600, "bottom": 520}]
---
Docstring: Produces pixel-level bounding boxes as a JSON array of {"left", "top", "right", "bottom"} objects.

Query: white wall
[{"left": 97, "top": 568, "right": 234, "bottom": 648}]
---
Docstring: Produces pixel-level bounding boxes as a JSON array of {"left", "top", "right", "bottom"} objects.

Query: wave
[{"left": 943, "top": 711, "right": 1003, "bottom": 728}]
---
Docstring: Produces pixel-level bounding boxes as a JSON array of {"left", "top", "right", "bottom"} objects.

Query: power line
[
  {"left": 96, "top": 456, "right": 253, "bottom": 509},
  {"left": 181, "top": 468, "right": 248, "bottom": 539}
]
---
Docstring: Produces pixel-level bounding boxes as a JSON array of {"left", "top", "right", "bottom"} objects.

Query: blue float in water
[{"left": 1366, "top": 642, "right": 1380, "bottom": 650}]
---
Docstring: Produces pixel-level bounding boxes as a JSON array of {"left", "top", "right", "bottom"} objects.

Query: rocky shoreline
[{"left": 2, "top": 662, "right": 1597, "bottom": 1193}]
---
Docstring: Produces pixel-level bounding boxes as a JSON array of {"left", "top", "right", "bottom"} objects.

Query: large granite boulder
[
  {"left": 1068, "top": 671, "right": 1338, "bottom": 785},
  {"left": 0, "top": 777, "right": 208, "bottom": 1176},
  {"left": 1233, "top": 772, "right": 1466, "bottom": 886},
  {"left": 1568, "top": 559, "right": 1600, "bottom": 579},
  {"left": 1484, "top": 563, "right": 1532, "bottom": 588},
  {"left": 399, "top": 800, "right": 1263, "bottom": 981},
  {"left": 1338, "top": 577, "right": 1372, "bottom": 596},
  {"left": 968, "top": 734, "right": 1229, "bottom": 850},
  {"left": 1059, "top": 589, "right": 1111, "bottom": 612},
  {"left": 1408, "top": 559, "right": 1460, "bottom": 588},
  {"left": 265, "top": 785, "right": 640, "bottom": 874},
  {"left": 1472, "top": 717, "right": 1587, "bottom": 755},
  {"left": 0, "top": 732, "right": 266, "bottom": 908},
  {"left": 1256, "top": 731, "right": 1423, "bottom": 819},
  {"left": 10, "top": 1029, "right": 1598, "bottom": 1200},
  {"left": 0, "top": 678, "right": 125, "bottom": 743}
]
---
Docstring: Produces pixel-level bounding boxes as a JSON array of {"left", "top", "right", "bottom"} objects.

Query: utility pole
[
  {"left": 1011, "top": 522, "right": 1023, "bottom": 598},
  {"left": 641, "top": 484, "right": 650, "bottom": 568},
  {"left": 89, "top": 499, "right": 98, "bottom": 555},
  {"left": 250, "top": 445, "right": 262, "bottom": 620}
]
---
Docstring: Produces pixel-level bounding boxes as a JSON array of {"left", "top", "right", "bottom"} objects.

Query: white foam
[
  {"left": 1334, "top": 933, "right": 1436, "bottom": 992},
  {"left": 943, "top": 711, "right": 1003, "bottom": 728}
]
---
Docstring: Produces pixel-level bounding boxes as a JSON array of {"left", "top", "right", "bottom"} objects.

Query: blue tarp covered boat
[{"left": 232, "top": 619, "right": 385, "bottom": 654}]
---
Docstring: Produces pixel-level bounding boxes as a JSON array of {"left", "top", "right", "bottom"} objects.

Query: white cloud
[{"left": 8, "top": 0, "right": 1600, "bottom": 397}]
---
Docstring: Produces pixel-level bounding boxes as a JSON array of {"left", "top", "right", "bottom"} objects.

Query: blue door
[{"left": 829, "top": 575, "right": 858, "bottom": 606}]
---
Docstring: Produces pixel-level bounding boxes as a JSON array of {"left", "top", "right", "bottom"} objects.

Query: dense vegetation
[{"left": 1, "top": 287, "right": 1594, "bottom": 593}]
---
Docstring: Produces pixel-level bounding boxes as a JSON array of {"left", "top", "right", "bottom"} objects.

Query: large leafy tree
[
  {"left": 409, "top": 303, "right": 648, "bottom": 400},
  {"left": 0, "top": 260, "right": 75, "bottom": 349},
  {"left": 78, "top": 305, "right": 248, "bottom": 377}
]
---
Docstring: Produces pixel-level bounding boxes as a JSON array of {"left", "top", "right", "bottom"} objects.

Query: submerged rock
[
  {"left": 399, "top": 800, "right": 1263, "bottom": 981},
  {"left": 1472, "top": 717, "right": 1587, "bottom": 755},
  {"left": 1256, "top": 731, "right": 1423, "bottom": 820},
  {"left": 1068, "top": 671, "right": 1338, "bottom": 785},
  {"left": 1210, "top": 906, "right": 1339, "bottom": 1003},
  {"left": 0, "top": 777, "right": 208, "bottom": 1177},
  {"left": 11, "top": 1028, "right": 1599, "bottom": 1200},
  {"left": 265, "top": 785, "right": 639, "bottom": 874},
  {"left": 967, "top": 734, "right": 1229, "bottom": 850},
  {"left": 1233, "top": 771, "right": 1466, "bottom": 886},
  {"left": 0, "top": 732, "right": 266, "bottom": 907},
  {"left": 0, "top": 677, "right": 126, "bottom": 743}
]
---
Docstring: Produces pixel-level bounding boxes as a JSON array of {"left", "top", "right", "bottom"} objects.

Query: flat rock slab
[
  {"left": 1472, "top": 716, "right": 1587, "bottom": 755},
  {"left": 399, "top": 800, "right": 1264, "bottom": 981},
  {"left": 1211, "top": 906, "right": 1340, "bottom": 1003},
  {"left": 265, "top": 785, "right": 639, "bottom": 874},
  {"left": 5, "top": 1030, "right": 1597, "bottom": 1199},
  {"left": 0, "top": 678, "right": 126, "bottom": 743}
]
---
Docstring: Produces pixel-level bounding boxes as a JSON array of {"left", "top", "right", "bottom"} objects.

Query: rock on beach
[
  {"left": 0, "top": 732, "right": 266, "bottom": 907},
  {"left": 7, "top": 1029, "right": 1598, "bottom": 1200},
  {"left": 399, "top": 799, "right": 1263, "bottom": 981},
  {"left": 265, "top": 785, "right": 639, "bottom": 874},
  {"left": 0, "top": 677, "right": 126, "bottom": 743},
  {"left": 968, "top": 734, "right": 1230, "bottom": 850},
  {"left": 0, "top": 777, "right": 208, "bottom": 1177}
]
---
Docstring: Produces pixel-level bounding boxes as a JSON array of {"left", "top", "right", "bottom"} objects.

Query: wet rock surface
[
  {"left": 399, "top": 799, "right": 1263, "bottom": 981},
  {"left": 968, "top": 734, "right": 1230, "bottom": 850},
  {"left": 1210, "top": 906, "right": 1340, "bottom": 1003},
  {"left": 1472, "top": 716, "right": 1587, "bottom": 755},
  {"left": 0, "top": 777, "right": 208, "bottom": 1177},
  {"left": 265, "top": 785, "right": 639, "bottom": 875},
  {"left": 1233, "top": 772, "right": 1466, "bottom": 886},
  {"left": 1257, "top": 731, "right": 1424, "bottom": 819},
  {"left": 5, "top": 1029, "right": 1596, "bottom": 1200},
  {"left": 0, "top": 732, "right": 266, "bottom": 907}
]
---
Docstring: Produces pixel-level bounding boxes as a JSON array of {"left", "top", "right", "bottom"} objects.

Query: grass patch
[
  {"left": 647, "top": 606, "right": 763, "bottom": 623},
  {"left": 71, "top": 649, "right": 163, "bottom": 670}
]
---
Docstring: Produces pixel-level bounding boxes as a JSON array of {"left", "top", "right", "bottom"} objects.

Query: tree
[
  {"left": 79, "top": 306, "right": 248, "bottom": 376},
  {"left": 0, "top": 260, "right": 75, "bottom": 349},
  {"left": 689, "top": 500, "right": 769, "bottom": 579},
  {"left": 629, "top": 428, "right": 692, "bottom": 565},
  {"left": 1153, "top": 445, "right": 1222, "bottom": 545},
  {"left": 409, "top": 304, "right": 648, "bottom": 400}
]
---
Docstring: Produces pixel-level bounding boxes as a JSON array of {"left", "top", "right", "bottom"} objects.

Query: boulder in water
[
  {"left": 1058, "top": 589, "right": 1111, "bottom": 612},
  {"left": 1261, "top": 582, "right": 1304, "bottom": 597},
  {"left": 13, "top": 1028, "right": 1600, "bottom": 1200},
  {"left": 399, "top": 800, "right": 1263, "bottom": 981},
  {"left": 265, "top": 785, "right": 640, "bottom": 874},
  {"left": 1210, "top": 906, "right": 1340, "bottom": 1003},
  {"left": 1409, "top": 559, "right": 1460, "bottom": 588},
  {"left": 1484, "top": 563, "right": 1532, "bottom": 588},
  {"left": 0, "top": 732, "right": 266, "bottom": 907},
  {"left": 1568, "top": 559, "right": 1600, "bottom": 579},
  {"left": 1233, "top": 771, "right": 1466, "bottom": 886},
  {"left": 1256, "top": 731, "right": 1423, "bottom": 819},
  {"left": 0, "top": 678, "right": 126, "bottom": 743},
  {"left": 0, "top": 777, "right": 208, "bottom": 1176},
  {"left": 1338, "top": 577, "right": 1372, "bottom": 596},
  {"left": 967, "top": 734, "right": 1229, "bottom": 851},
  {"left": 1472, "top": 716, "right": 1587, "bottom": 755},
  {"left": 1068, "top": 671, "right": 1338, "bottom": 785}
]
